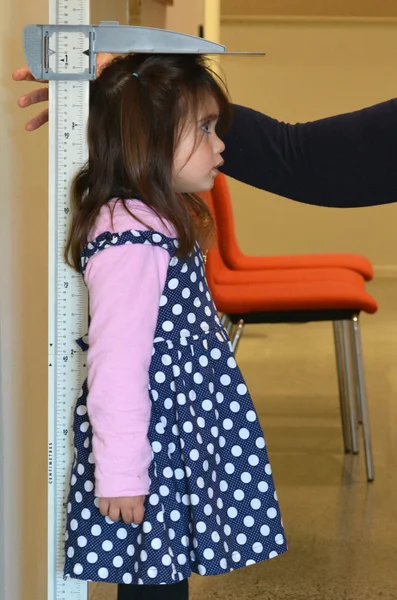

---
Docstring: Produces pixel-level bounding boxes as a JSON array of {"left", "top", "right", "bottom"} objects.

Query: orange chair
[
  {"left": 206, "top": 178, "right": 375, "bottom": 435},
  {"left": 211, "top": 173, "right": 373, "bottom": 281},
  {"left": 202, "top": 188, "right": 372, "bottom": 441},
  {"left": 206, "top": 221, "right": 366, "bottom": 289},
  {"left": 202, "top": 188, "right": 377, "bottom": 482}
]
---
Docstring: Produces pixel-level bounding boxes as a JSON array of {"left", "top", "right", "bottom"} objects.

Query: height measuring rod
[{"left": 23, "top": 12, "right": 263, "bottom": 600}]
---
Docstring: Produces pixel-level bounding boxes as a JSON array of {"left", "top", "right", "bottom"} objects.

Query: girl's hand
[
  {"left": 12, "top": 52, "right": 114, "bottom": 132},
  {"left": 99, "top": 495, "right": 146, "bottom": 525}
]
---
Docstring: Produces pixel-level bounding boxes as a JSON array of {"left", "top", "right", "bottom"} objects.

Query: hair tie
[{"left": 132, "top": 72, "right": 139, "bottom": 78}]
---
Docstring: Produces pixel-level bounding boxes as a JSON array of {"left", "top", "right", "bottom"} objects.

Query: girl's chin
[{"left": 173, "top": 179, "right": 215, "bottom": 194}]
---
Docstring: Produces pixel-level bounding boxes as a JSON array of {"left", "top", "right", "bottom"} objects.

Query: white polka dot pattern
[{"left": 66, "top": 229, "right": 287, "bottom": 585}]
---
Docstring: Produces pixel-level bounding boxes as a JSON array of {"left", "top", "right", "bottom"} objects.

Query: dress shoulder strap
[{"left": 80, "top": 228, "right": 179, "bottom": 276}]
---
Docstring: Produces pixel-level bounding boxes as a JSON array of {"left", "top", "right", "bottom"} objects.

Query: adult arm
[
  {"left": 14, "top": 63, "right": 397, "bottom": 207},
  {"left": 221, "top": 100, "right": 397, "bottom": 208}
]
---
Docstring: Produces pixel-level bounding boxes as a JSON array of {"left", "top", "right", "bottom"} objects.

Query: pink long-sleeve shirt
[{"left": 85, "top": 199, "right": 175, "bottom": 498}]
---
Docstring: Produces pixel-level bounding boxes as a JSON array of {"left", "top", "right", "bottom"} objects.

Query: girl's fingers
[
  {"left": 108, "top": 505, "right": 121, "bottom": 522},
  {"left": 99, "top": 498, "right": 110, "bottom": 517},
  {"left": 133, "top": 503, "right": 145, "bottom": 525},
  {"left": 99, "top": 497, "right": 145, "bottom": 525},
  {"left": 121, "top": 508, "right": 134, "bottom": 525},
  {"left": 25, "top": 109, "right": 49, "bottom": 131}
]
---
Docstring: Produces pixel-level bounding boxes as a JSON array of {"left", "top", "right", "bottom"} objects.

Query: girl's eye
[{"left": 201, "top": 120, "right": 212, "bottom": 133}]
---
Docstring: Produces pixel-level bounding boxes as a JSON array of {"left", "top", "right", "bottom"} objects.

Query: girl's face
[{"left": 173, "top": 96, "right": 225, "bottom": 194}]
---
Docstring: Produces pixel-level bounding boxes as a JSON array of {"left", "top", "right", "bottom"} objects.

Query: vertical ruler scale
[{"left": 48, "top": 0, "right": 89, "bottom": 598}]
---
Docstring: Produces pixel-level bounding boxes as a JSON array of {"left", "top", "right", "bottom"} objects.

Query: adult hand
[
  {"left": 12, "top": 52, "right": 114, "bottom": 131},
  {"left": 12, "top": 67, "right": 49, "bottom": 131}
]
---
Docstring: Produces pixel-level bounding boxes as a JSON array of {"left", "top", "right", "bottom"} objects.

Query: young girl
[{"left": 64, "top": 53, "right": 287, "bottom": 600}]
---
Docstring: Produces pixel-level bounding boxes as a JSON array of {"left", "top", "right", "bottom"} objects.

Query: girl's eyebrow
[{"left": 198, "top": 113, "right": 219, "bottom": 123}]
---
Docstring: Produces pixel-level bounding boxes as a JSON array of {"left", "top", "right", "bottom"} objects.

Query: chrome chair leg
[
  {"left": 225, "top": 318, "right": 233, "bottom": 336},
  {"left": 341, "top": 320, "right": 359, "bottom": 454},
  {"left": 231, "top": 319, "right": 245, "bottom": 353},
  {"left": 350, "top": 316, "right": 374, "bottom": 482},
  {"left": 349, "top": 323, "right": 363, "bottom": 425},
  {"left": 333, "top": 321, "right": 352, "bottom": 453},
  {"left": 356, "top": 385, "right": 363, "bottom": 425},
  {"left": 228, "top": 323, "right": 237, "bottom": 345},
  {"left": 221, "top": 314, "right": 237, "bottom": 345}
]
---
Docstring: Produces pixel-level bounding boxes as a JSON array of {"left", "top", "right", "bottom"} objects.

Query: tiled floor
[{"left": 90, "top": 279, "right": 397, "bottom": 600}]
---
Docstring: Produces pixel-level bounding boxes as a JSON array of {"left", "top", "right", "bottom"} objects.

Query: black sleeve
[{"left": 220, "top": 100, "right": 397, "bottom": 208}]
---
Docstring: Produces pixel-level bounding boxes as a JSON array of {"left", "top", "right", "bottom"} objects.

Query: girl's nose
[{"left": 216, "top": 135, "right": 225, "bottom": 155}]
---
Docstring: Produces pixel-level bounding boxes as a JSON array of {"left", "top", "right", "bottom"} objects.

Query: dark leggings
[{"left": 117, "top": 579, "right": 189, "bottom": 600}]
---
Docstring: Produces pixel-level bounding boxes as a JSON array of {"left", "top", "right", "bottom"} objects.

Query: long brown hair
[{"left": 64, "top": 53, "right": 232, "bottom": 271}]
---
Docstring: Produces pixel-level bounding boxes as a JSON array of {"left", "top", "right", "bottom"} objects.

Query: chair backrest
[{"left": 211, "top": 174, "right": 244, "bottom": 268}]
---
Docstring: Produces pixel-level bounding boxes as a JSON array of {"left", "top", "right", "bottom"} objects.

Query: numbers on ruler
[{"left": 50, "top": 32, "right": 89, "bottom": 75}]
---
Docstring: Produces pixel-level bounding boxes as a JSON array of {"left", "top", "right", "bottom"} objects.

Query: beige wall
[
  {"left": 221, "top": 0, "right": 397, "bottom": 18},
  {"left": 166, "top": 0, "right": 203, "bottom": 36},
  {"left": 92, "top": 0, "right": 127, "bottom": 23},
  {"left": 1, "top": 0, "right": 49, "bottom": 597},
  {"left": 128, "top": 0, "right": 203, "bottom": 31},
  {"left": 141, "top": 0, "right": 167, "bottom": 28},
  {"left": 220, "top": 18, "right": 397, "bottom": 273}
]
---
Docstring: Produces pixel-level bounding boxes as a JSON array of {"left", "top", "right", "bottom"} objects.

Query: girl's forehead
[{"left": 198, "top": 95, "right": 220, "bottom": 118}]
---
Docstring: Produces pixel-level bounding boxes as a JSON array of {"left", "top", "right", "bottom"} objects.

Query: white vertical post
[{"left": 47, "top": 1, "right": 89, "bottom": 599}]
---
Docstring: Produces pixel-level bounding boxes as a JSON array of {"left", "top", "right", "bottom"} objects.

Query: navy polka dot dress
[{"left": 64, "top": 228, "right": 287, "bottom": 585}]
